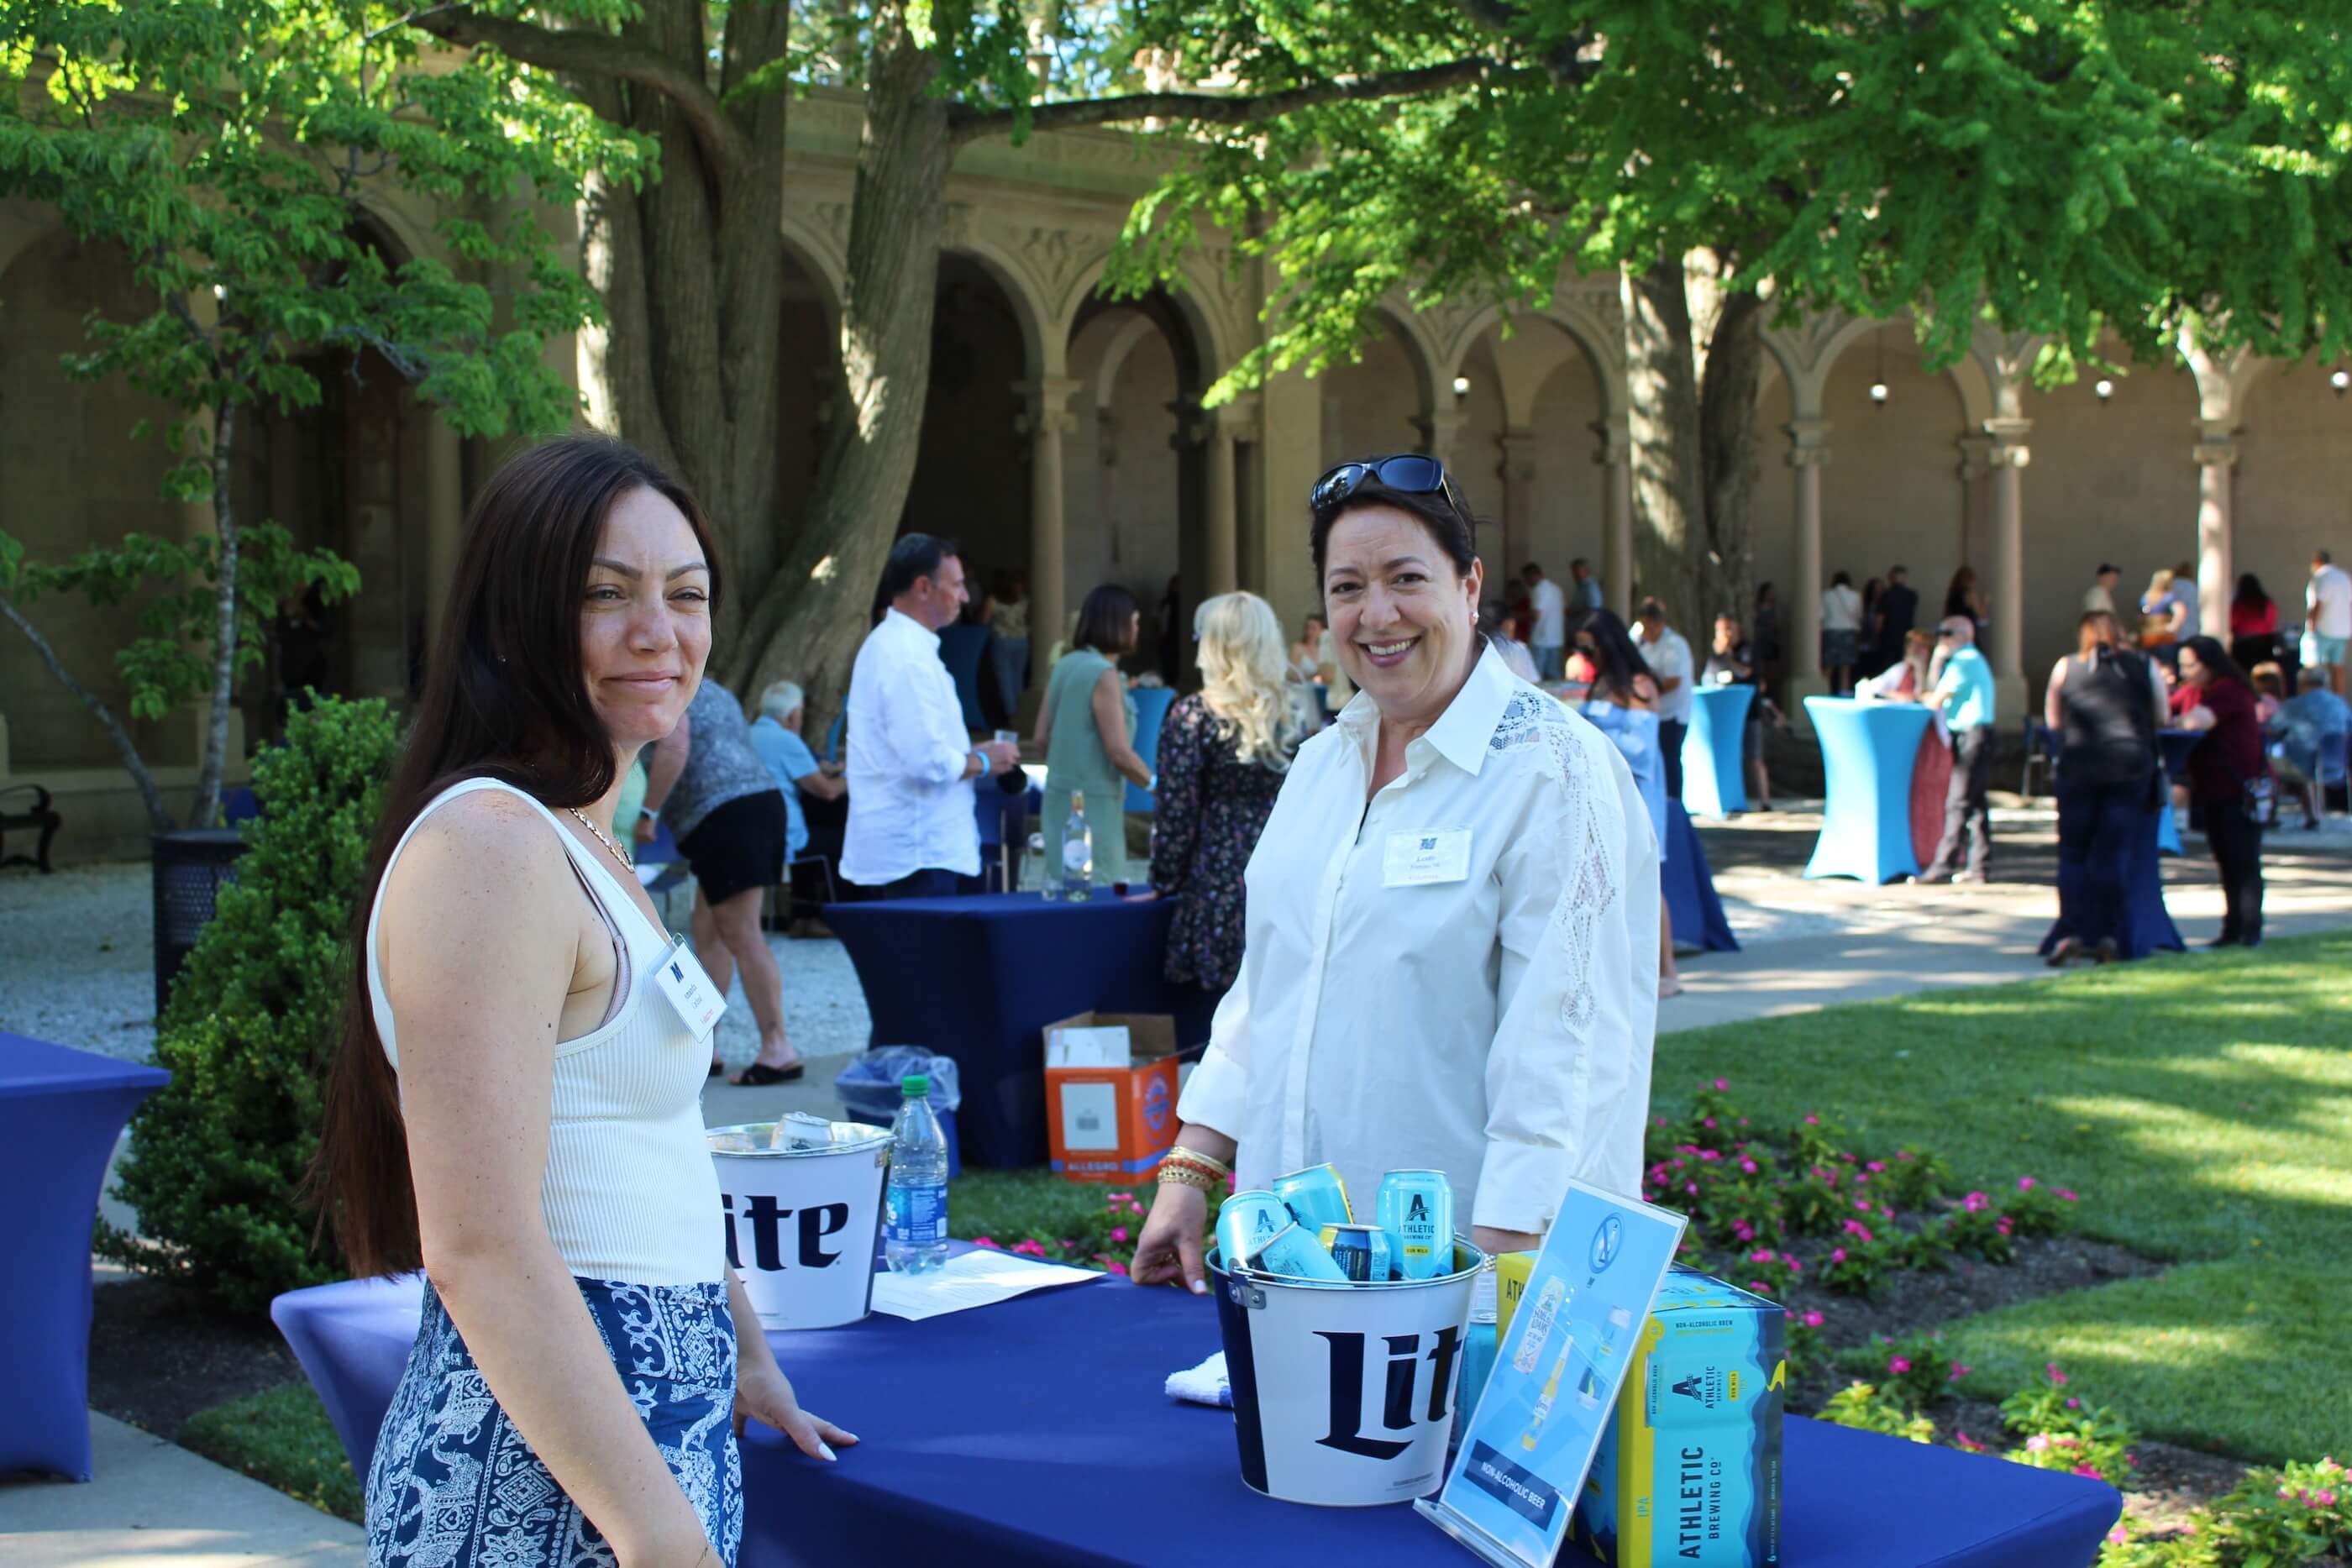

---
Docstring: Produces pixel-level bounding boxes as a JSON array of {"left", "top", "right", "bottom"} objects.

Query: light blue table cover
[
  {"left": 1683, "top": 683, "right": 1753, "bottom": 817},
  {"left": 1804, "top": 697, "right": 1935, "bottom": 883}
]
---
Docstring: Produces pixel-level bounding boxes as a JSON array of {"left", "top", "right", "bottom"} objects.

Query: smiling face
[
  {"left": 580, "top": 485, "right": 712, "bottom": 752},
  {"left": 1321, "top": 503, "right": 1482, "bottom": 724}
]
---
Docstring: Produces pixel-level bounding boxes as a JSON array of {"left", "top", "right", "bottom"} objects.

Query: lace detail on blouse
[{"left": 1493, "top": 691, "right": 1620, "bottom": 1036}]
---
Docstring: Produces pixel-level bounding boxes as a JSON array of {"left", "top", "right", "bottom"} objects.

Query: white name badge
[
  {"left": 1383, "top": 827, "right": 1472, "bottom": 887},
  {"left": 653, "top": 936, "right": 727, "bottom": 1042}
]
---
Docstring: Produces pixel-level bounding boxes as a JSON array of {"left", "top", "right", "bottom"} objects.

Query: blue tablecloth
[
  {"left": 1682, "top": 684, "right": 1752, "bottom": 817},
  {"left": 2040, "top": 791, "right": 2182, "bottom": 962},
  {"left": 1, "top": 1031, "right": 169, "bottom": 1480},
  {"left": 1663, "top": 800, "right": 1739, "bottom": 953},
  {"left": 822, "top": 892, "right": 1218, "bottom": 1167},
  {"left": 1804, "top": 698, "right": 1935, "bottom": 883},
  {"left": 276, "top": 1261, "right": 2118, "bottom": 1568},
  {"left": 2157, "top": 729, "right": 2201, "bottom": 857}
]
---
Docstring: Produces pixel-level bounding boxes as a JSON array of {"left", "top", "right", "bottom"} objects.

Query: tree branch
[
  {"left": 407, "top": 7, "right": 747, "bottom": 175},
  {"left": 1448, "top": 1, "right": 1598, "bottom": 86},
  {"left": 948, "top": 57, "right": 1527, "bottom": 147},
  {"left": 0, "top": 595, "right": 175, "bottom": 831}
]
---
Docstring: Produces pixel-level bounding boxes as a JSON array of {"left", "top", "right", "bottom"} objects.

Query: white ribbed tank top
[{"left": 366, "top": 779, "right": 726, "bottom": 1285}]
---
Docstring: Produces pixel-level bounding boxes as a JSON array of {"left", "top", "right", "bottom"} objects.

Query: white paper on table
[
  {"left": 868, "top": 1251, "right": 1102, "bottom": 1320},
  {"left": 1045, "top": 1027, "right": 1130, "bottom": 1068}
]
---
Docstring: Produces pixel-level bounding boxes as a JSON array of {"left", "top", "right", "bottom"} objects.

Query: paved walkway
[{"left": 8, "top": 796, "right": 2350, "bottom": 1561}]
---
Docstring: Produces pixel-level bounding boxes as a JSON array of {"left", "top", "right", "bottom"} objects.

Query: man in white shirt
[
  {"left": 1635, "top": 597, "right": 1695, "bottom": 799},
  {"left": 2084, "top": 563, "right": 2119, "bottom": 616},
  {"left": 2307, "top": 548, "right": 2351, "bottom": 695},
  {"left": 840, "top": 535, "right": 1019, "bottom": 898},
  {"left": 1521, "top": 562, "right": 1568, "bottom": 681}
]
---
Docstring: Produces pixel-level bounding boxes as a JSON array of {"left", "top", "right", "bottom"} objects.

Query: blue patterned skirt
[{"left": 366, "top": 1277, "right": 742, "bottom": 1568}]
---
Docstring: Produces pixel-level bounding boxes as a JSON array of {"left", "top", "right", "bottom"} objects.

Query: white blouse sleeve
[{"left": 1478, "top": 726, "right": 1652, "bottom": 1234}]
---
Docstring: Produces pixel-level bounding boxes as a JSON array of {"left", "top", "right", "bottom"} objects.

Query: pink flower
[
  {"left": 1996, "top": 1216, "right": 2015, "bottom": 1236},
  {"left": 1801, "top": 1311, "right": 1824, "bottom": 1328},
  {"left": 1855, "top": 1198, "right": 1872, "bottom": 1211},
  {"left": 973, "top": 1236, "right": 1001, "bottom": 1249},
  {"left": 1129, "top": 1201, "right": 1147, "bottom": 1215},
  {"left": 2066, "top": 1398, "right": 2081, "bottom": 1409},
  {"left": 1750, "top": 1248, "right": 1776, "bottom": 1263},
  {"left": 1856, "top": 1172, "right": 1872, "bottom": 1185},
  {"left": 1866, "top": 1161, "right": 1887, "bottom": 1173},
  {"left": 1786, "top": 1256, "right": 1804, "bottom": 1273},
  {"left": 2072, "top": 1464, "right": 2103, "bottom": 1480},
  {"left": 1110, "top": 1226, "right": 1129, "bottom": 1243},
  {"left": 1956, "top": 1429, "right": 1986, "bottom": 1453},
  {"left": 2046, "top": 1364, "right": 2069, "bottom": 1386},
  {"left": 1713, "top": 1078, "right": 1729, "bottom": 1091},
  {"left": 2056, "top": 1188, "right": 2078, "bottom": 1202},
  {"left": 1962, "top": 1191, "right": 1989, "bottom": 1213},
  {"left": 1949, "top": 1363, "right": 1971, "bottom": 1382},
  {"left": 1698, "top": 1149, "right": 1720, "bottom": 1162},
  {"left": 1687, "top": 1183, "right": 1699, "bottom": 1196},
  {"left": 2025, "top": 1434, "right": 2051, "bottom": 1453},
  {"left": 1730, "top": 1220, "right": 1756, "bottom": 1240},
  {"left": 1749, "top": 1281, "right": 1769, "bottom": 1293},
  {"left": 1740, "top": 1159, "right": 1758, "bottom": 1174},
  {"left": 1830, "top": 1247, "right": 1847, "bottom": 1263},
  {"left": 1843, "top": 1220, "right": 1875, "bottom": 1243},
  {"left": 1704, "top": 1117, "right": 1718, "bottom": 1130},
  {"left": 1888, "top": 1356, "right": 1913, "bottom": 1374},
  {"left": 1012, "top": 1239, "right": 1047, "bottom": 1256},
  {"left": 1896, "top": 1150, "right": 1914, "bottom": 1162},
  {"left": 2108, "top": 1526, "right": 2129, "bottom": 1545},
  {"left": 1803, "top": 1114, "right": 1820, "bottom": 1125},
  {"left": 2316, "top": 1489, "right": 2339, "bottom": 1508},
  {"left": 2018, "top": 1177, "right": 2038, "bottom": 1193},
  {"left": 1105, "top": 1192, "right": 1132, "bottom": 1203},
  {"left": 1100, "top": 1257, "right": 1128, "bottom": 1276}
]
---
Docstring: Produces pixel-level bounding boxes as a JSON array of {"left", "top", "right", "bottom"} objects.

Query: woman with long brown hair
[{"left": 314, "top": 437, "right": 853, "bottom": 1568}]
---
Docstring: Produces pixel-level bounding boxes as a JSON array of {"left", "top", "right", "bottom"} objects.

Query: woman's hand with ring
[{"left": 1130, "top": 1183, "right": 1210, "bottom": 1294}]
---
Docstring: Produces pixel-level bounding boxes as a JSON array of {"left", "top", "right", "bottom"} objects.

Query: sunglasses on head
[{"left": 1310, "top": 454, "right": 1469, "bottom": 522}]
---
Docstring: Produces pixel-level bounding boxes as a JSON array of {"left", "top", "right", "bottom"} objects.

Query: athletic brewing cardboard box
[
  {"left": 1572, "top": 1267, "right": 1784, "bottom": 1567},
  {"left": 1042, "top": 1012, "right": 1181, "bottom": 1183}
]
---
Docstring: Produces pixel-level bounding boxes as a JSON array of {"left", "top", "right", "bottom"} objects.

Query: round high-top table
[
  {"left": 1803, "top": 697, "right": 1935, "bottom": 883},
  {"left": 1681, "top": 683, "right": 1753, "bottom": 817}
]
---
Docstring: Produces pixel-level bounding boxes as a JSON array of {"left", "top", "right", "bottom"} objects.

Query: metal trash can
[{"left": 151, "top": 827, "right": 247, "bottom": 1015}]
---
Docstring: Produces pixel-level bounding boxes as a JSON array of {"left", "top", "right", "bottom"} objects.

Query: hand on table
[
  {"left": 1129, "top": 1182, "right": 1209, "bottom": 1295},
  {"left": 733, "top": 1361, "right": 860, "bottom": 1462}
]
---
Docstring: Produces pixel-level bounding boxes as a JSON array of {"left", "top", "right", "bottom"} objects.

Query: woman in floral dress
[{"left": 1150, "top": 592, "right": 1300, "bottom": 993}]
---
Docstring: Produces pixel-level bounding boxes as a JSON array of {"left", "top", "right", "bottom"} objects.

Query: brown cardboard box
[{"left": 1043, "top": 1012, "right": 1182, "bottom": 1183}]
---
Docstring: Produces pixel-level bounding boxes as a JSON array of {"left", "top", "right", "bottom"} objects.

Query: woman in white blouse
[{"left": 1130, "top": 455, "right": 1661, "bottom": 1290}]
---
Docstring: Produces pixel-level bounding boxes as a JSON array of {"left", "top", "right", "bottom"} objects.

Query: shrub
[
  {"left": 95, "top": 695, "right": 397, "bottom": 1313},
  {"left": 1820, "top": 1382, "right": 1937, "bottom": 1444},
  {"left": 2000, "top": 1364, "right": 2139, "bottom": 1485}
]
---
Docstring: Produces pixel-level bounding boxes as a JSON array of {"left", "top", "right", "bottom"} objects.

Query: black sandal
[
  {"left": 708, "top": 1062, "right": 726, "bottom": 1078},
  {"left": 733, "top": 1061, "right": 805, "bottom": 1087}
]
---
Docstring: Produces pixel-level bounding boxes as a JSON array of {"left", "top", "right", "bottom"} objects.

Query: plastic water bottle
[
  {"left": 1059, "top": 792, "right": 1093, "bottom": 902},
  {"left": 884, "top": 1074, "right": 951, "bottom": 1275}
]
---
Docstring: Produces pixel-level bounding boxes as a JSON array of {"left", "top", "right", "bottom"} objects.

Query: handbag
[{"left": 2213, "top": 747, "right": 2277, "bottom": 827}]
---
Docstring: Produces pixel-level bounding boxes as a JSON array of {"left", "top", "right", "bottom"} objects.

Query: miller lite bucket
[
  {"left": 1210, "top": 1235, "right": 1488, "bottom": 1507},
  {"left": 708, "top": 1120, "right": 890, "bottom": 1329}
]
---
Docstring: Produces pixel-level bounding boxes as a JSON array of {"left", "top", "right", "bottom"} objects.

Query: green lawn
[
  {"left": 181, "top": 1380, "right": 363, "bottom": 1523},
  {"left": 1653, "top": 930, "right": 2352, "bottom": 1464}
]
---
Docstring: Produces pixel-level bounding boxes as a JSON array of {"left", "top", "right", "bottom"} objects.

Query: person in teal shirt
[
  {"left": 1035, "top": 585, "right": 1153, "bottom": 886},
  {"left": 1922, "top": 616, "right": 1998, "bottom": 882}
]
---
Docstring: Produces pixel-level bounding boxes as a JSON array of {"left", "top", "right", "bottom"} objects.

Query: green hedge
[{"left": 96, "top": 695, "right": 397, "bottom": 1313}]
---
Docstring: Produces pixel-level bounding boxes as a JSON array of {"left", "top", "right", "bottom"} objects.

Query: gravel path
[{"left": 0, "top": 862, "right": 873, "bottom": 1067}]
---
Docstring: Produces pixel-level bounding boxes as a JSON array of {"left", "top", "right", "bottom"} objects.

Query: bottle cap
[{"left": 901, "top": 1073, "right": 930, "bottom": 1097}]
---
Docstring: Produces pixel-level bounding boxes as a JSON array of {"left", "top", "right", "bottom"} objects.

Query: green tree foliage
[
  {"left": 0, "top": 0, "right": 633, "bottom": 826},
  {"left": 94, "top": 695, "right": 399, "bottom": 1314}
]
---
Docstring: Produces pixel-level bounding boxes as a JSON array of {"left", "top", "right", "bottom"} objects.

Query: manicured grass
[
  {"left": 1653, "top": 931, "right": 2352, "bottom": 1463},
  {"left": 180, "top": 1380, "right": 363, "bottom": 1523}
]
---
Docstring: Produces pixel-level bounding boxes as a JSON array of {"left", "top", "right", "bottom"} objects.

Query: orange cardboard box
[{"left": 1043, "top": 1012, "right": 1182, "bottom": 1183}]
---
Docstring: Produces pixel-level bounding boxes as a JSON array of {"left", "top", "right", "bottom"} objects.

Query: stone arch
[
  {"left": 1441, "top": 302, "right": 1622, "bottom": 424},
  {"left": 1802, "top": 312, "right": 1992, "bottom": 431},
  {"left": 942, "top": 230, "right": 1049, "bottom": 379},
  {"left": 1074, "top": 309, "right": 1164, "bottom": 410},
  {"left": 776, "top": 216, "right": 847, "bottom": 341},
  {"left": 1061, "top": 249, "right": 1234, "bottom": 386}
]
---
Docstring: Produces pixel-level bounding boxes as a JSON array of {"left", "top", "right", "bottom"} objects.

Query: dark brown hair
[
  {"left": 1310, "top": 479, "right": 1479, "bottom": 584},
  {"left": 1074, "top": 582, "right": 1141, "bottom": 655},
  {"left": 311, "top": 435, "right": 721, "bottom": 1278}
]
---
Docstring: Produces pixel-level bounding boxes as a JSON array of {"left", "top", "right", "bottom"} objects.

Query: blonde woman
[{"left": 1147, "top": 592, "right": 1301, "bottom": 993}]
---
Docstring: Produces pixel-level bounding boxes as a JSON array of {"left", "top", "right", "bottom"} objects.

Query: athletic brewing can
[
  {"left": 1272, "top": 1163, "right": 1353, "bottom": 1232},
  {"left": 1215, "top": 1190, "right": 1291, "bottom": 1271},
  {"left": 1376, "top": 1169, "right": 1453, "bottom": 1281},
  {"left": 1244, "top": 1220, "right": 1349, "bottom": 1282},
  {"left": 1316, "top": 1223, "right": 1393, "bottom": 1283}
]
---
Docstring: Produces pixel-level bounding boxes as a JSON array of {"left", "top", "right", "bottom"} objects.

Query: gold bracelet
[
  {"left": 1166, "top": 1144, "right": 1233, "bottom": 1177},
  {"left": 1156, "top": 1161, "right": 1223, "bottom": 1191}
]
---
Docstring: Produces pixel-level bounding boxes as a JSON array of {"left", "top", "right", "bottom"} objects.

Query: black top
[
  {"left": 1150, "top": 695, "right": 1288, "bottom": 993},
  {"left": 2058, "top": 648, "right": 2156, "bottom": 788}
]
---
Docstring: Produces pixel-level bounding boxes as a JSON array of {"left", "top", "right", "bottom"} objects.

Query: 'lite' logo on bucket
[
  {"left": 720, "top": 1193, "right": 851, "bottom": 1272},
  {"left": 1313, "top": 1326, "right": 1463, "bottom": 1460}
]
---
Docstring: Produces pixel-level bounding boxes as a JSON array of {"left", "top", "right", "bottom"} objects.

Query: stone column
[
  {"left": 1982, "top": 417, "right": 2032, "bottom": 717},
  {"left": 1203, "top": 409, "right": 1240, "bottom": 600},
  {"left": 2193, "top": 422, "right": 2238, "bottom": 640},
  {"left": 1415, "top": 406, "right": 1463, "bottom": 468},
  {"left": 1593, "top": 416, "right": 1633, "bottom": 618},
  {"left": 1016, "top": 377, "right": 1081, "bottom": 693},
  {"left": 423, "top": 411, "right": 465, "bottom": 657},
  {"left": 1786, "top": 418, "right": 1830, "bottom": 726},
  {"left": 1495, "top": 428, "right": 1539, "bottom": 578}
]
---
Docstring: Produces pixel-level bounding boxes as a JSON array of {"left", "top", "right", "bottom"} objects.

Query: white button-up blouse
[{"left": 1176, "top": 643, "right": 1661, "bottom": 1235}]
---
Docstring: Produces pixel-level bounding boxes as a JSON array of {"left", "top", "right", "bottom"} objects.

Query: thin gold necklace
[{"left": 566, "top": 806, "right": 635, "bottom": 871}]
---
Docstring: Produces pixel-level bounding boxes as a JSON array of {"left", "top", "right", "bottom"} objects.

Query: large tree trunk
[
  {"left": 727, "top": 18, "right": 948, "bottom": 732},
  {"left": 1623, "top": 254, "right": 1766, "bottom": 636}
]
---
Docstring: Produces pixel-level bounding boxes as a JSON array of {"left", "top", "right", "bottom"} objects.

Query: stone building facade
[{"left": 5, "top": 87, "right": 2348, "bottom": 861}]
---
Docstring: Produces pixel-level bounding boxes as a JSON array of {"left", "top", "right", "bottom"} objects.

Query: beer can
[
  {"left": 1375, "top": 1169, "right": 1454, "bottom": 1281},
  {"left": 1272, "top": 1162, "right": 1353, "bottom": 1231},
  {"left": 1243, "top": 1220, "right": 1349, "bottom": 1282},
  {"left": 1315, "top": 1222, "right": 1393, "bottom": 1283},
  {"left": 1214, "top": 1190, "right": 1291, "bottom": 1271}
]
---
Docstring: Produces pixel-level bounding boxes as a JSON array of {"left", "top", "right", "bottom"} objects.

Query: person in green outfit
[{"left": 1035, "top": 584, "right": 1153, "bottom": 886}]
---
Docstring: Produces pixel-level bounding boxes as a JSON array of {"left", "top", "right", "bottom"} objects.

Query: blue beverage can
[
  {"left": 1245, "top": 1221, "right": 1348, "bottom": 1282},
  {"left": 1375, "top": 1169, "right": 1454, "bottom": 1281},
  {"left": 1272, "top": 1163, "right": 1353, "bottom": 1231},
  {"left": 1316, "top": 1223, "right": 1393, "bottom": 1283},
  {"left": 1214, "top": 1190, "right": 1291, "bottom": 1271}
]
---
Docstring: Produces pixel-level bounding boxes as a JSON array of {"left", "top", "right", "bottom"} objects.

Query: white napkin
[{"left": 1165, "top": 1350, "right": 1231, "bottom": 1408}]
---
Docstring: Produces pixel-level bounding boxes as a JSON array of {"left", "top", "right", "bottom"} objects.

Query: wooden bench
[{"left": 0, "top": 783, "right": 60, "bottom": 873}]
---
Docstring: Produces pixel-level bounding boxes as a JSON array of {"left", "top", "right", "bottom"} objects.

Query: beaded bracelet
[{"left": 1155, "top": 1145, "right": 1232, "bottom": 1189}]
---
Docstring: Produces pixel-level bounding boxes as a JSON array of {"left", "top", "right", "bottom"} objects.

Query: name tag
[
  {"left": 653, "top": 936, "right": 726, "bottom": 1041},
  {"left": 1383, "top": 828, "right": 1472, "bottom": 887}
]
